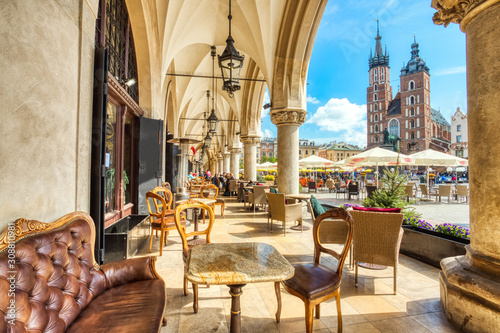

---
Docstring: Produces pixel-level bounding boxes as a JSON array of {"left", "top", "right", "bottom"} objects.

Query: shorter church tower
[{"left": 367, "top": 21, "right": 392, "bottom": 149}]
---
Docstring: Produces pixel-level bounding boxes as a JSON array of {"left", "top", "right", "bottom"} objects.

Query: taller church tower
[{"left": 367, "top": 21, "right": 392, "bottom": 149}]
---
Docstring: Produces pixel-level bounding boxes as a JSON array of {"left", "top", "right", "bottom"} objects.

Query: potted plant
[{"left": 265, "top": 174, "right": 275, "bottom": 186}]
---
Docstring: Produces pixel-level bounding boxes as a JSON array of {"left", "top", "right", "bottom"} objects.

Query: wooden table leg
[{"left": 228, "top": 284, "right": 246, "bottom": 333}]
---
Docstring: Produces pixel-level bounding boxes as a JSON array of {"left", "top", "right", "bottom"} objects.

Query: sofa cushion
[
  {"left": 352, "top": 206, "right": 401, "bottom": 213},
  {"left": 67, "top": 279, "right": 166, "bottom": 333}
]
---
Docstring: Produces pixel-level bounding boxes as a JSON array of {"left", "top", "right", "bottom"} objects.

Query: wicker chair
[
  {"left": 276, "top": 208, "right": 354, "bottom": 332},
  {"left": 456, "top": 184, "right": 469, "bottom": 202},
  {"left": 265, "top": 192, "right": 303, "bottom": 236},
  {"left": 436, "top": 184, "right": 452, "bottom": 203},
  {"left": 405, "top": 184, "right": 415, "bottom": 201},
  {"left": 248, "top": 185, "right": 268, "bottom": 213},
  {"left": 228, "top": 179, "right": 238, "bottom": 197},
  {"left": 173, "top": 199, "right": 215, "bottom": 313},
  {"left": 326, "top": 179, "right": 335, "bottom": 193},
  {"left": 350, "top": 210, "right": 404, "bottom": 294}
]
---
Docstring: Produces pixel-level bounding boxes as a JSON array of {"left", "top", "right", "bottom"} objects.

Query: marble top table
[{"left": 185, "top": 242, "right": 294, "bottom": 333}]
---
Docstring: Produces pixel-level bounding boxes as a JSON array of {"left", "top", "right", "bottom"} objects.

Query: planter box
[
  {"left": 400, "top": 225, "right": 469, "bottom": 268},
  {"left": 104, "top": 214, "right": 150, "bottom": 264}
]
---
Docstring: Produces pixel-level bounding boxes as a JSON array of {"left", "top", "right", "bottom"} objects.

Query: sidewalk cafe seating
[
  {"left": 326, "top": 179, "right": 335, "bottom": 193},
  {"left": 0, "top": 212, "right": 166, "bottom": 332},
  {"left": 308, "top": 180, "right": 317, "bottom": 193},
  {"left": 266, "top": 192, "right": 303, "bottom": 235},
  {"left": 419, "top": 183, "right": 436, "bottom": 200},
  {"left": 276, "top": 208, "right": 354, "bottom": 332},
  {"left": 146, "top": 189, "right": 187, "bottom": 256},
  {"left": 229, "top": 179, "right": 238, "bottom": 197},
  {"left": 200, "top": 184, "right": 225, "bottom": 217},
  {"left": 405, "top": 184, "right": 415, "bottom": 201},
  {"left": 457, "top": 184, "right": 469, "bottom": 202},
  {"left": 365, "top": 185, "right": 378, "bottom": 200},
  {"left": 173, "top": 200, "right": 215, "bottom": 313},
  {"left": 350, "top": 208, "right": 404, "bottom": 294},
  {"left": 248, "top": 185, "right": 269, "bottom": 213},
  {"left": 436, "top": 184, "right": 452, "bottom": 203},
  {"left": 334, "top": 182, "right": 347, "bottom": 199},
  {"left": 348, "top": 182, "right": 359, "bottom": 200}
]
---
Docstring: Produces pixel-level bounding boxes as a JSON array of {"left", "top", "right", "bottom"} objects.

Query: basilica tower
[{"left": 367, "top": 21, "right": 392, "bottom": 149}]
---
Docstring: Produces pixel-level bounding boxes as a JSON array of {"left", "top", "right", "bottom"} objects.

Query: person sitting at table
[{"left": 223, "top": 173, "right": 235, "bottom": 196}]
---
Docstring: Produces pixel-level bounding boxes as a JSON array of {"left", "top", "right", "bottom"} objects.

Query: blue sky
[{"left": 260, "top": 0, "right": 467, "bottom": 147}]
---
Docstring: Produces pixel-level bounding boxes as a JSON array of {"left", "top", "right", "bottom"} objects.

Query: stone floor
[{"left": 137, "top": 197, "right": 461, "bottom": 333}]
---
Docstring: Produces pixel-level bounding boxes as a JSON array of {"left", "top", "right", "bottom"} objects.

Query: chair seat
[
  {"left": 215, "top": 198, "right": 224, "bottom": 204},
  {"left": 152, "top": 216, "right": 186, "bottom": 229},
  {"left": 283, "top": 263, "right": 340, "bottom": 300},
  {"left": 183, "top": 238, "right": 208, "bottom": 258}
]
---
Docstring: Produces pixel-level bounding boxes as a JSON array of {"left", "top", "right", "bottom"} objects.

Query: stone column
[
  {"left": 178, "top": 140, "right": 191, "bottom": 189},
  {"left": 432, "top": 1, "right": 500, "bottom": 331},
  {"left": 270, "top": 109, "right": 307, "bottom": 194},
  {"left": 218, "top": 157, "right": 224, "bottom": 176},
  {"left": 229, "top": 148, "right": 241, "bottom": 178},
  {"left": 241, "top": 137, "right": 260, "bottom": 181},
  {"left": 223, "top": 153, "right": 230, "bottom": 174}
]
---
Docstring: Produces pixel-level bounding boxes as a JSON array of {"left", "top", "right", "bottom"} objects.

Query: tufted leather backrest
[{"left": 0, "top": 212, "right": 107, "bottom": 332}]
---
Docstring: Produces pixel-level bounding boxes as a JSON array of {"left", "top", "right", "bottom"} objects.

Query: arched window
[
  {"left": 305, "top": 150, "right": 309, "bottom": 155},
  {"left": 374, "top": 104, "right": 378, "bottom": 111},
  {"left": 375, "top": 125, "right": 379, "bottom": 133},
  {"left": 410, "top": 107, "right": 415, "bottom": 116},
  {"left": 374, "top": 84, "right": 377, "bottom": 91},
  {"left": 410, "top": 120, "right": 415, "bottom": 128},
  {"left": 410, "top": 96, "right": 415, "bottom": 105},
  {"left": 374, "top": 114, "right": 378, "bottom": 122},
  {"left": 373, "top": 93, "right": 378, "bottom": 101},
  {"left": 374, "top": 69, "right": 377, "bottom": 75},
  {"left": 410, "top": 131, "right": 415, "bottom": 140},
  {"left": 375, "top": 136, "right": 379, "bottom": 143},
  {"left": 389, "top": 119, "right": 399, "bottom": 137},
  {"left": 409, "top": 81, "right": 415, "bottom": 90}
]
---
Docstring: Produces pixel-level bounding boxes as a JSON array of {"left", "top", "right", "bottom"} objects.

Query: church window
[
  {"left": 381, "top": 74, "right": 384, "bottom": 80},
  {"left": 411, "top": 132, "right": 415, "bottom": 140},
  {"left": 389, "top": 119, "right": 399, "bottom": 137},
  {"left": 374, "top": 69, "right": 377, "bottom": 75},
  {"left": 374, "top": 104, "right": 378, "bottom": 111},
  {"left": 373, "top": 93, "right": 378, "bottom": 101},
  {"left": 374, "top": 114, "right": 378, "bottom": 122},
  {"left": 409, "top": 81, "right": 415, "bottom": 90},
  {"left": 375, "top": 75, "right": 377, "bottom": 81},
  {"left": 375, "top": 125, "right": 379, "bottom": 133},
  {"left": 410, "top": 96, "right": 415, "bottom": 105},
  {"left": 374, "top": 84, "right": 377, "bottom": 91},
  {"left": 381, "top": 68, "right": 384, "bottom": 73},
  {"left": 410, "top": 120, "right": 415, "bottom": 128},
  {"left": 410, "top": 107, "right": 415, "bottom": 116},
  {"left": 375, "top": 136, "right": 379, "bottom": 143}
]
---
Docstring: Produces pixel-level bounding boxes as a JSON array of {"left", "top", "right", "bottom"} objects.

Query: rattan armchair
[
  {"left": 350, "top": 210, "right": 404, "bottom": 294},
  {"left": 248, "top": 185, "right": 268, "bottom": 213},
  {"left": 436, "top": 184, "right": 452, "bottom": 203},
  {"left": 266, "top": 192, "right": 303, "bottom": 236},
  {"left": 457, "top": 184, "right": 469, "bottom": 202}
]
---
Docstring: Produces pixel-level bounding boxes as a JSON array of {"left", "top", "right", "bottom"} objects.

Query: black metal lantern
[
  {"left": 207, "top": 108, "right": 218, "bottom": 134},
  {"left": 218, "top": 0, "right": 244, "bottom": 98},
  {"left": 204, "top": 133, "right": 212, "bottom": 149}
]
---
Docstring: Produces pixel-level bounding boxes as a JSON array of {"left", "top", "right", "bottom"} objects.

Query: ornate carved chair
[
  {"left": 200, "top": 184, "right": 225, "bottom": 217},
  {"left": 173, "top": 200, "right": 215, "bottom": 313},
  {"left": 275, "top": 208, "right": 354, "bottom": 332}
]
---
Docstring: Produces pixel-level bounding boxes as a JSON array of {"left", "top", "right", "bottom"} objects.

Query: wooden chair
[
  {"left": 276, "top": 208, "right": 354, "bottom": 332},
  {"left": 200, "top": 184, "right": 225, "bottom": 217},
  {"left": 350, "top": 210, "right": 404, "bottom": 294},
  {"left": 146, "top": 190, "right": 187, "bottom": 256},
  {"left": 457, "top": 184, "right": 469, "bottom": 202},
  {"left": 265, "top": 192, "right": 302, "bottom": 235},
  {"left": 348, "top": 183, "right": 359, "bottom": 200},
  {"left": 308, "top": 181, "right": 317, "bottom": 193},
  {"left": 161, "top": 181, "right": 172, "bottom": 191},
  {"left": 436, "top": 184, "right": 452, "bottom": 203},
  {"left": 173, "top": 200, "right": 215, "bottom": 313}
]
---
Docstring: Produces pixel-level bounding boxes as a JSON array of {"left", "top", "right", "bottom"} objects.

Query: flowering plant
[
  {"left": 403, "top": 215, "right": 434, "bottom": 231},
  {"left": 435, "top": 223, "right": 470, "bottom": 240},
  {"left": 340, "top": 203, "right": 359, "bottom": 210}
]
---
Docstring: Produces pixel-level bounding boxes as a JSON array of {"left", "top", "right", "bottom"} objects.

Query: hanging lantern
[{"left": 207, "top": 108, "right": 218, "bottom": 134}]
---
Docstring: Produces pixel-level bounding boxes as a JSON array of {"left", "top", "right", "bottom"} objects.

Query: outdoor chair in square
[
  {"left": 275, "top": 208, "right": 354, "bottom": 332},
  {"left": 308, "top": 181, "right": 317, "bottom": 193},
  {"left": 335, "top": 182, "right": 347, "bottom": 199},
  {"left": 229, "top": 179, "right": 238, "bottom": 197},
  {"left": 457, "top": 184, "right": 469, "bottom": 202},
  {"left": 348, "top": 183, "right": 359, "bottom": 200},
  {"left": 200, "top": 184, "right": 225, "bottom": 217},
  {"left": 419, "top": 183, "right": 435, "bottom": 200},
  {"left": 365, "top": 185, "right": 378, "bottom": 200},
  {"left": 266, "top": 192, "right": 303, "bottom": 236},
  {"left": 405, "top": 184, "right": 415, "bottom": 201},
  {"left": 326, "top": 179, "right": 335, "bottom": 193},
  {"left": 350, "top": 210, "right": 404, "bottom": 294},
  {"left": 248, "top": 185, "right": 268, "bottom": 213},
  {"left": 436, "top": 184, "right": 452, "bottom": 203}
]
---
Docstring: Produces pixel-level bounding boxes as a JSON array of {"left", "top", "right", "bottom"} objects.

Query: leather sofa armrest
[{"left": 100, "top": 256, "right": 162, "bottom": 289}]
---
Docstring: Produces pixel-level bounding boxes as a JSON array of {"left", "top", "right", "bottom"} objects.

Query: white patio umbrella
[
  {"left": 299, "top": 155, "right": 334, "bottom": 180},
  {"left": 257, "top": 161, "right": 277, "bottom": 171},
  {"left": 344, "top": 147, "right": 414, "bottom": 186},
  {"left": 410, "top": 149, "right": 469, "bottom": 189}
]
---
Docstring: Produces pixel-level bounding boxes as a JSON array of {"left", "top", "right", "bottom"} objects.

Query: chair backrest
[
  {"left": 405, "top": 184, "right": 414, "bottom": 196},
  {"left": 200, "top": 184, "right": 219, "bottom": 199},
  {"left": 146, "top": 191, "right": 167, "bottom": 227},
  {"left": 266, "top": 192, "right": 286, "bottom": 220},
  {"left": 308, "top": 181, "right": 316, "bottom": 189},
  {"left": 229, "top": 179, "right": 238, "bottom": 191},
  {"left": 174, "top": 199, "right": 215, "bottom": 254},
  {"left": 419, "top": 184, "right": 428, "bottom": 196},
  {"left": 152, "top": 186, "right": 173, "bottom": 212},
  {"left": 348, "top": 183, "right": 358, "bottom": 193},
  {"left": 313, "top": 209, "right": 354, "bottom": 278},
  {"left": 162, "top": 181, "right": 172, "bottom": 191},
  {"left": 191, "top": 178, "right": 200, "bottom": 185},
  {"left": 439, "top": 184, "right": 452, "bottom": 196},
  {"left": 457, "top": 184, "right": 469, "bottom": 196},
  {"left": 252, "top": 185, "right": 268, "bottom": 204},
  {"left": 365, "top": 185, "right": 377, "bottom": 199},
  {"left": 326, "top": 179, "right": 335, "bottom": 189},
  {"left": 349, "top": 210, "right": 404, "bottom": 266}
]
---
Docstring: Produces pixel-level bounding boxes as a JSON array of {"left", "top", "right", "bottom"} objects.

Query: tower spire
[{"left": 369, "top": 19, "right": 389, "bottom": 69}]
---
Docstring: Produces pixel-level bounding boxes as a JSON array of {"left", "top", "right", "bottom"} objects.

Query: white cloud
[
  {"left": 262, "top": 129, "right": 273, "bottom": 138},
  {"left": 261, "top": 90, "right": 270, "bottom": 119},
  {"left": 306, "top": 98, "right": 367, "bottom": 147},
  {"left": 307, "top": 95, "right": 320, "bottom": 104},
  {"left": 433, "top": 66, "right": 466, "bottom": 76}
]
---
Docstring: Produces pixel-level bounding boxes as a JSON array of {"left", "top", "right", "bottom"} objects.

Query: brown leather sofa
[{"left": 0, "top": 212, "right": 166, "bottom": 332}]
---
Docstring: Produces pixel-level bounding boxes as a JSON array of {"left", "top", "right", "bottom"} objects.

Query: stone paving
[
  {"left": 313, "top": 191, "right": 470, "bottom": 228},
  {"left": 137, "top": 198, "right": 461, "bottom": 333}
]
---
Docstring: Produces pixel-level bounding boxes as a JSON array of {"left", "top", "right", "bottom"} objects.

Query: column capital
[
  {"left": 270, "top": 108, "right": 307, "bottom": 126},
  {"left": 228, "top": 147, "right": 241, "bottom": 153},
  {"left": 431, "top": 0, "right": 500, "bottom": 31},
  {"left": 240, "top": 136, "right": 261, "bottom": 145}
]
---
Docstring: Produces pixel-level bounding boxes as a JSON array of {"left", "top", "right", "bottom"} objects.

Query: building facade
[
  {"left": 366, "top": 23, "right": 451, "bottom": 154},
  {"left": 259, "top": 137, "right": 277, "bottom": 160},
  {"left": 451, "top": 107, "right": 468, "bottom": 158},
  {"left": 326, "top": 142, "right": 363, "bottom": 162},
  {"left": 298, "top": 140, "right": 320, "bottom": 159}
]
